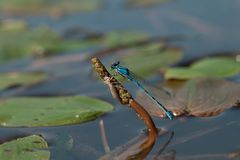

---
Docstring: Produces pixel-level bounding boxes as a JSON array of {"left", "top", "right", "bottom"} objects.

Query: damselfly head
[{"left": 111, "top": 61, "right": 120, "bottom": 69}]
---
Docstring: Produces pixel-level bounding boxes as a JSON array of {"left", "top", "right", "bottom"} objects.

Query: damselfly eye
[
  {"left": 114, "top": 61, "right": 120, "bottom": 66},
  {"left": 111, "top": 61, "right": 120, "bottom": 69}
]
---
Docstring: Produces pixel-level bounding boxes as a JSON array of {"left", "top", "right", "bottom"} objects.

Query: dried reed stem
[{"left": 91, "top": 57, "right": 158, "bottom": 142}]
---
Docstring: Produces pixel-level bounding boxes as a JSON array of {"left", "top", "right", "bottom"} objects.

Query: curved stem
[
  {"left": 129, "top": 99, "right": 158, "bottom": 146},
  {"left": 91, "top": 57, "right": 158, "bottom": 150}
]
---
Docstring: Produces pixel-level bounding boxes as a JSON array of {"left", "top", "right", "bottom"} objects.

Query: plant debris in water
[{"left": 137, "top": 78, "right": 240, "bottom": 117}]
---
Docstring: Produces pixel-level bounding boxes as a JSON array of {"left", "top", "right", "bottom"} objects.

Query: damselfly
[{"left": 111, "top": 61, "right": 173, "bottom": 120}]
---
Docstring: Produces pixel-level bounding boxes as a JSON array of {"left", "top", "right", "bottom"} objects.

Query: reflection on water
[{"left": 100, "top": 124, "right": 174, "bottom": 160}]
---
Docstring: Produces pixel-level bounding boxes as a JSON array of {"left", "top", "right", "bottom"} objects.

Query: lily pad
[
  {"left": 0, "top": 135, "right": 50, "bottom": 160},
  {"left": 0, "top": 24, "right": 95, "bottom": 63},
  {"left": 0, "top": 0, "right": 101, "bottom": 16},
  {"left": 120, "top": 43, "right": 183, "bottom": 77},
  {"left": 137, "top": 79, "right": 240, "bottom": 117},
  {"left": 0, "top": 23, "right": 151, "bottom": 63},
  {"left": 0, "top": 72, "right": 48, "bottom": 90},
  {"left": 0, "top": 96, "right": 113, "bottom": 127},
  {"left": 0, "top": 19, "right": 27, "bottom": 32},
  {"left": 126, "top": 0, "right": 171, "bottom": 8},
  {"left": 102, "top": 31, "right": 149, "bottom": 48},
  {"left": 165, "top": 57, "right": 240, "bottom": 80}
]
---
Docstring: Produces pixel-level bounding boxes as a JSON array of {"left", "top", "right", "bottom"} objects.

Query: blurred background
[{"left": 0, "top": 0, "right": 240, "bottom": 160}]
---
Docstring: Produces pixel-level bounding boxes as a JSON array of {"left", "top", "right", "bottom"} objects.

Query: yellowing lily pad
[
  {"left": 0, "top": 135, "right": 50, "bottom": 160},
  {"left": 121, "top": 43, "right": 183, "bottom": 77},
  {"left": 165, "top": 57, "right": 240, "bottom": 80},
  {"left": 0, "top": 72, "right": 48, "bottom": 90},
  {"left": 0, "top": 96, "right": 113, "bottom": 127},
  {"left": 137, "top": 79, "right": 240, "bottom": 118}
]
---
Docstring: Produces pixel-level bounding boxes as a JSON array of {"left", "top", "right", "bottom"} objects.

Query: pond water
[{"left": 0, "top": 0, "right": 239, "bottom": 159}]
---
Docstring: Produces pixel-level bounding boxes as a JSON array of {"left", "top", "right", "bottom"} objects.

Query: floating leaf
[
  {"left": 0, "top": 135, "right": 50, "bottom": 160},
  {"left": 165, "top": 57, "right": 240, "bottom": 80},
  {"left": 0, "top": 72, "right": 48, "bottom": 90},
  {"left": 0, "top": 26, "right": 59, "bottom": 61},
  {"left": 0, "top": 19, "right": 27, "bottom": 32},
  {"left": 0, "top": 24, "right": 95, "bottom": 63},
  {"left": 0, "top": 24, "right": 151, "bottom": 63},
  {"left": 102, "top": 31, "right": 149, "bottom": 48},
  {"left": 126, "top": 0, "right": 171, "bottom": 8},
  {"left": 137, "top": 79, "right": 240, "bottom": 117},
  {"left": 0, "top": 0, "right": 101, "bottom": 16},
  {"left": 0, "top": 96, "right": 113, "bottom": 127},
  {"left": 121, "top": 43, "right": 182, "bottom": 77}
]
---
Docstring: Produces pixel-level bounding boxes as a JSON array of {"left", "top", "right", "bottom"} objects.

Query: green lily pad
[
  {"left": 0, "top": 135, "right": 50, "bottom": 160},
  {"left": 0, "top": 96, "right": 113, "bottom": 127},
  {"left": 0, "top": 0, "right": 101, "bottom": 16},
  {"left": 0, "top": 22, "right": 152, "bottom": 63},
  {"left": 102, "top": 31, "right": 149, "bottom": 48},
  {"left": 137, "top": 79, "right": 240, "bottom": 118},
  {"left": 0, "top": 72, "right": 48, "bottom": 90},
  {"left": 165, "top": 57, "right": 240, "bottom": 80},
  {"left": 0, "top": 19, "right": 27, "bottom": 32},
  {"left": 120, "top": 43, "right": 183, "bottom": 77},
  {"left": 126, "top": 0, "right": 171, "bottom": 8},
  {"left": 0, "top": 24, "right": 95, "bottom": 63}
]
